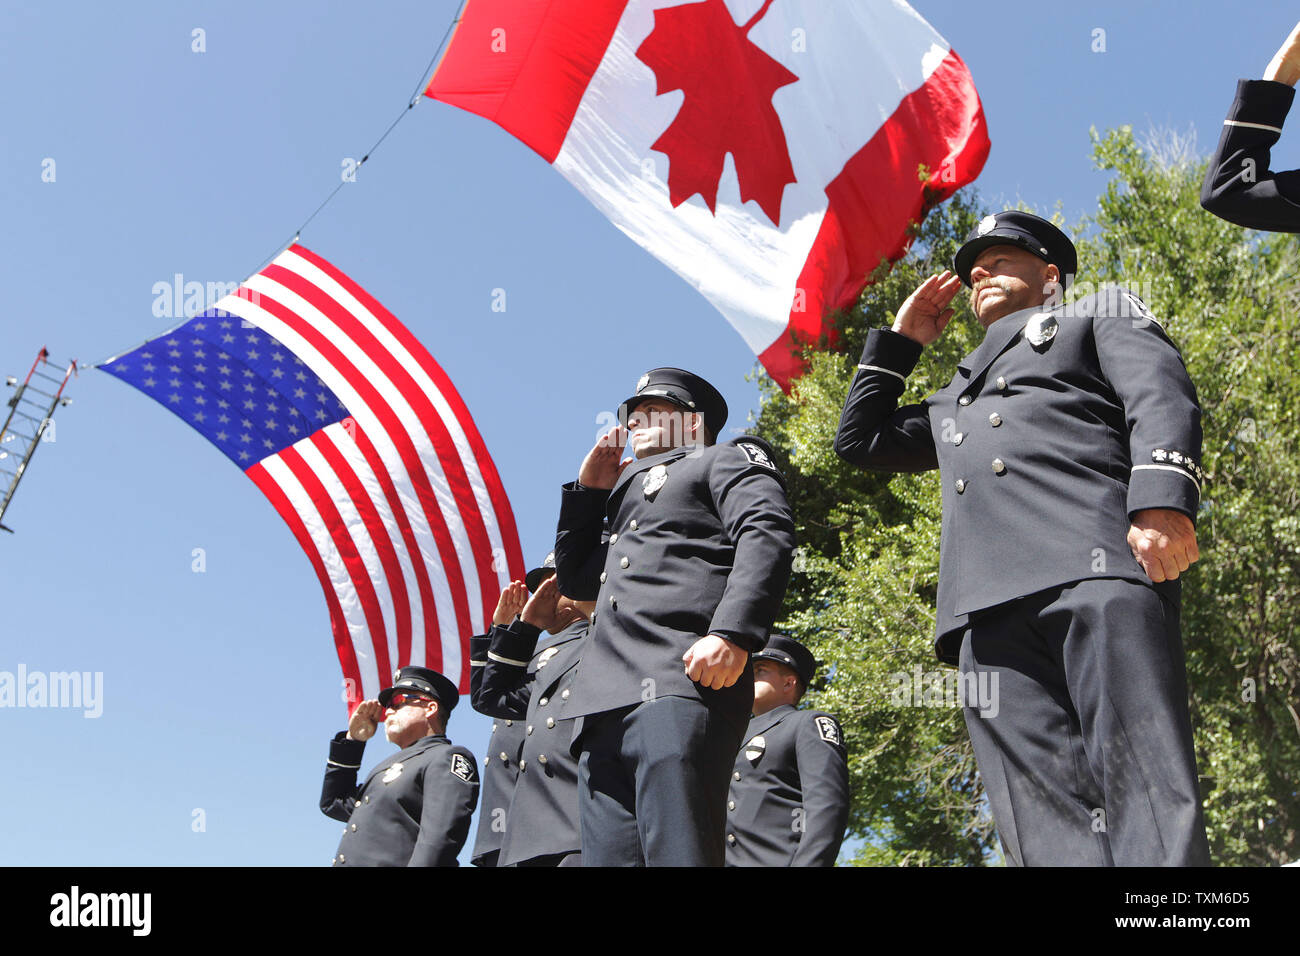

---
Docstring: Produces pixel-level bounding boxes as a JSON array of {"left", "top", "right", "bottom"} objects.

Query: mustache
[{"left": 973, "top": 278, "right": 1012, "bottom": 294}]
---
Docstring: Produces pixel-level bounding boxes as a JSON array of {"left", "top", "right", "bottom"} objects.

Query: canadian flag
[{"left": 427, "top": 0, "right": 989, "bottom": 389}]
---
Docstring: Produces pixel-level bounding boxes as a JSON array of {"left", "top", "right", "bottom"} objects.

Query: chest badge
[
  {"left": 642, "top": 463, "right": 669, "bottom": 500},
  {"left": 536, "top": 646, "right": 560, "bottom": 669},
  {"left": 381, "top": 761, "right": 404, "bottom": 784},
  {"left": 744, "top": 735, "right": 766, "bottom": 762},
  {"left": 1023, "top": 312, "right": 1058, "bottom": 349}
]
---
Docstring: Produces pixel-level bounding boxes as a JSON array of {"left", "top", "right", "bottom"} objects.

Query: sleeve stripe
[
  {"left": 1132, "top": 463, "right": 1201, "bottom": 491},
  {"left": 856, "top": 363, "right": 907, "bottom": 384},
  {"left": 486, "top": 650, "right": 529, "bottom": 668},
  {"left": 1224, "top": 119, "right": 1284, "bottom": 133},
  {"left": 327, "top": 760, "right": 361, "bottom": 769},
  {"left": 469, "top": 659, "right": 485, "bottom": 667}
]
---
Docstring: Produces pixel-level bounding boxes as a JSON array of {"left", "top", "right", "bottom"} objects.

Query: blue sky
[{"left": 0, "top": 1, "right": 1291, "bottom": 865}]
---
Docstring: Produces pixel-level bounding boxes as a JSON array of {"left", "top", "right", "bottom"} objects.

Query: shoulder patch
[
  {"left": 814, "top": 715, "right": 843, "bottom": 747},
  {"left": 449, "top": 752, "right": 476, "bottom": 782},
  {"left": 737, "top": 440, "right": 778, "bottom": 472},
  {"left": 1121, "top": 291, "right": 1161, "bottom": 327}
]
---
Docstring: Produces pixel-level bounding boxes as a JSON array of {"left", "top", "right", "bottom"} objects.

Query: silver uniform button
[
  {"left": 350, "top": 823, "right": 357, "bottom": 832},
  {"left": 354, "top": 800, "right": 361, "bottom": 808},
  {"left": 992, "top": 458, "right": 1006, "bottom": 474},
  {"left": 988, "top": 412, "right": 1002, "bottom": 427},
  {"left": 546, "top": 717, "right": 555, "bottom": 728},
  {"left": 499, "top": 752, "right": 508, "bottom": 761},
  {"left": 599, "top": 571, "right": 607, "bottom": 583},
  {"left": 728, "top": 800, "right": 735, "bottom": 811},
  {"left": 338, "top": 854, "right": 345, "bottom": 863},
  {"left": 733, "top": 771, "right": 741, "bottom": 781},
  {"left": 364, "top": 796, "right": 369, "bottom": 804},
  {"left": 620, "top": 557, "right": 629, "bottom": 569},
  {"left": 492, "top": 723, "right": 497, "bottom": 733},
  {"left": 629, "top": 519, "right": 638, "bottom": 531},
  {"left": 955, "top": 478, "right": 967, "bottom": 494},
  {"left": 539, "top": 698, "right": 548, "bottom": 706},
  {"left": 538, "top": 754, "right": 548, "bottom": 764},
  {"left": 561, "top": 689, "right": 570, "bottom": 700},
  {"left": 959, "top": 394, "right": 972, "bottom": 406},
  {"left": 519, "top": 760, "right": 526, "bottom": 772},
  {"left": 609, "top": 595, "right": 617, "bottom": 608},
  {"left": 953, "top": 432, "right": 964, "bottom": 445},
  {"left": 505, "top": 720, "right": 513, "bottom": 726},
  {"left": 996, "top": 376, "right": 1007, "bottom": 391},
  {"left": 527, "top": 725, "right": 533, "bottom": 735},
  {"left": 727, "top": 834, "right": 736, "bottom": 845},
  {"left": 609, "top": 533, "right": 619, "bottom": 544}
]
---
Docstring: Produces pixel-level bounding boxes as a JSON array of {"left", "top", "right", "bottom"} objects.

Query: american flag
[{"left": 102, "top": 244, "right": 525, "bottom": 708}]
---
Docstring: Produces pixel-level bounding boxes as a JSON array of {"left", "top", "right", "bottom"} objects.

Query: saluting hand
[
  {"left": 1128, "top": 508, "right": 1200, "bottom": 583},
  {"left": 578, "top": 425, "right": 632, "bottom": 490},
  {"left": 521, "top": 575, "right": 582, "bottom": 631},
  {"left": 347, "top": 699, "right": 384, "bottom": 741},
  {"left": 683, "top": 635, "right": 748, "bottom": 690},
  {"left": 892, "top": 270, "right": 963, "bottom": 347},
  {"left": 493, "top": 580, "right": 528, "bottom": 626},
  {"left": 1264, "top": 21, "right": 1300, "bottom": 87}
]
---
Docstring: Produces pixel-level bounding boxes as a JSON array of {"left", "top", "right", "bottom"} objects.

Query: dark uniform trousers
[
  {"left": 726, "top": 705, "right": 850, "bottom": 866},
  {"left": 472, "top": 618, "right": 588, "bottom": 867},
  {"left": 468, "top": 629, "right": 526, "bottom": 867},
  {"left": 320, "top": 732, "right": 479, "bottom": 866},
  {"left": 554, "top": 437, "right": 796, "bottom": 866},
  {"left": 959, "top": 578, "right": 1206, "bottom": 866},
  {"left": 835, "top": 292, "right": 1210, "bottom": 865},
  {"left": 1201, "top": 79, "right": 1300, "bottom": 232}
]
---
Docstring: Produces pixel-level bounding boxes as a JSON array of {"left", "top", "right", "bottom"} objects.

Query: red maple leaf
[{"left": 636, "top": 0, "right": 799, "bottom": 227}]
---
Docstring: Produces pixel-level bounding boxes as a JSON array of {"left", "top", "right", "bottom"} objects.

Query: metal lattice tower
[{"left": 0, "top": 348, "right": 76, "bottom": 533}]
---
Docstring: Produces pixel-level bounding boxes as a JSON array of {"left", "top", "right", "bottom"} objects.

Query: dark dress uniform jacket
[
  {"left": 835, "top": 294, "right": 1203, "bottom": 663},
  {"left": 472, "top": 618, "right": 587, "bottom": 865},
  {"left": 726, "top": 704, "right": 850, "bottom": 867},
  {"left": 320, "top": 732, "right": 479, "bottom": 866},
  {"left": 468, "top": 630, "right": 527, "bottom": 866},
  {"left": 554, "top": 437, "right": 796, "bottom": 730},
  {"left": 1201, "top": 79, "right": 1300, "bottom": 232}
]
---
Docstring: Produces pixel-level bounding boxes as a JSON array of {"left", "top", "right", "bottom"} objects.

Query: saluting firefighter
[
  {"left": 726, "top": 635, "right": 849, "bottom": 867},
  {"left": 467, "top": 587, "right": 531, "bottom": 868},
  {"left": 1201, "top": 21, "right": 1300, "bottom": 232},
  {"left": 554, "top": 368, "right": 796, "bottom": 866},
  {"left": 320, "top": 666, "right": 479, "bottom": 866},
  {"left": 834, "top": 212, "right": 1210, "bottom": 866},
  {"left": 472, "top": 556, "right": 592, "bottom": 866}
]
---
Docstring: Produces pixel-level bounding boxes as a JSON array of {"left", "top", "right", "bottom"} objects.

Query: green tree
[{"left": 751, "top": 126, "right": 1300, "bottom": 865}]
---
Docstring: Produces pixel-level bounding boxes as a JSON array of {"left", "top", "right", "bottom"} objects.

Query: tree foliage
[{"left": 750, "top": 126, "right": 1300, "bottom": 865}]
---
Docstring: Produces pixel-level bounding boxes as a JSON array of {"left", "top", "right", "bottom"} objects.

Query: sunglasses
[{"left": 388, "top": 692, "right": 433, "bottom": 709}]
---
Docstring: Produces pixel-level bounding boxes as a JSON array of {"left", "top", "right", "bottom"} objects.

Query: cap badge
[
  {"left": 643, "top": 463, "right": 669, "bottom": 500},
  {"left": 1024, "top": 313, "right": 1059, "bottom": 349},
  {"left": 381, "top": 761, "right": 404, "bottom": 784},
  {"left": 393, "top": 670, "right": 402, "bottom": 683},
  {"left": 977, "top": 214, "right": 998, "bottom": 236},
  {"left": 744, "top": 735, "right": 767, "bottom": 762},
  {"left": 637, "top": 373, "right": 650, "bottom": 392}
]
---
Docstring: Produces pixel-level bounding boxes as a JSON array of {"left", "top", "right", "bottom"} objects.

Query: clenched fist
[{"left": 1128, "top": 508, "right": 1199, "bottom": 583}]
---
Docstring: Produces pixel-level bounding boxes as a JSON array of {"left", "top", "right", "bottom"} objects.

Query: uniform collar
[
  {"left": 748, "top": 703, "right": 797, "bottom": 736},
  {"left": 957, "top": 303, "right": 1043, "bottom": 378},
  {"left": 392, "top": 732, "right": 447, "bottom": 761},
  {"left": 608, "top": 445, "right": 696, "bottom": 499}
]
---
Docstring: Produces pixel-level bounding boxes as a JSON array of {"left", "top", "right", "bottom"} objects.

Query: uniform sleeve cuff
[
  {"left": 489, "top": 622, "right": 540, "bottom": 668},
  {"left": 1229, "top": 79, "right": 1296, "bottom": 129},
  {"left": 1127, "top": 466, "right": 1201, "bottom": 524},
  {"left": 329, "top": 733, "right": 366, "bottom": 764},
  {"left": 559, "top": 480, "right": 609, "bottom": 526},
  {"left": 468, "top": 632, "right": 491, "bottom": 666},
  {"left": 858, "top": 328, "right": 925, "bottom": 379}
]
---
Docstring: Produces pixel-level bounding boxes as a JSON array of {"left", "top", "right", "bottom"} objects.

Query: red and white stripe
[
  {"left": 427, "top": 0, "right": 989, "bottom": 390},
  {"left": 218, "top": 245, "right": 524, "bottom": 710}
]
